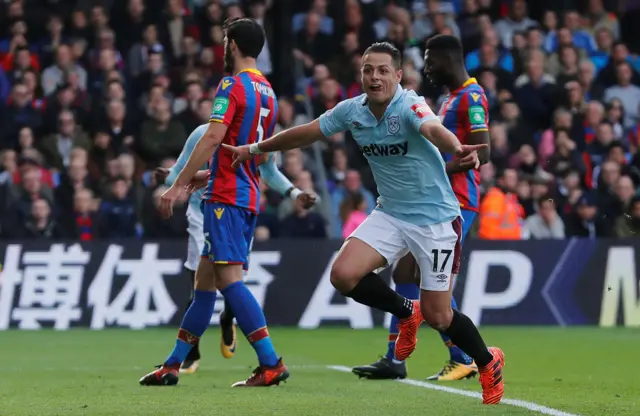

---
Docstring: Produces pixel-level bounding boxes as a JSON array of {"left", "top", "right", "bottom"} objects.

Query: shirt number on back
[{"left": 256, "top": 107, "right": 271, "bottom": 142}]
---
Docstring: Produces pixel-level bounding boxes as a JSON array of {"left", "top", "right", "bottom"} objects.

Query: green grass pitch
[{"left": 2, "top": 327, "right": 638, "bottom": 415}]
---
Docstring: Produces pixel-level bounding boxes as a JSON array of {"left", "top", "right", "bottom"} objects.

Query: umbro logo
[
  {"left": 436, "top": 274, "right": 448, "bottom": 282},
  {"left": 352, "top": 121, "right": 363, "bottom": 129}
]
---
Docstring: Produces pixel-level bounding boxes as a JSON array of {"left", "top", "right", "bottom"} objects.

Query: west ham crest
[{"left": 387, "top": 116, "right": 400, "bottom": 135}]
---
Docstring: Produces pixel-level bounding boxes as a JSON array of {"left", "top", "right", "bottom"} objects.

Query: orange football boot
[
  {"left": 394, "top": 300, "right": 423, "bottom": 361},
  {"left": 478, "top": 347, "right": 505, "bottom": 404},
  {"left": 232, "top": 358, "right": 290, "bottom": 387}
]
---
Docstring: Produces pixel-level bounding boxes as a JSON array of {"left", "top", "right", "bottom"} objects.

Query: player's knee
[
  {"left": 421, "top": 304, "right": 453, "bottom": 332},
  {"left": 329, "top": 261, "right": 358, "bottom": 294}
]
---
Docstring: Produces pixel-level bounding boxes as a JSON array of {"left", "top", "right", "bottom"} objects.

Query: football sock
[
  {"left": 442, "top": 309, "right": 493, "bottom": 368},
  {"left": 221, "top": 281, "right": 278, "bottom": 367},
  {"left": 345, "top": 272, "right": 414, "bottom": 319},
  {"left": 439, "top": 297, "right": 473, "bottom": 364},
  {"left": 386, "top": 283, "right": 420, "bottom": 359},
  {"left": 165, "top": 289, "right": 216, "bottom": 366},
  {"left": 183, "top": 270, "right": 201, "bottom": 360}
]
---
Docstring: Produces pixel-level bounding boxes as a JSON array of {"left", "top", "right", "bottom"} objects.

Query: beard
[{"left": 223, "top": 43, "right": 233, "bottom": 74}]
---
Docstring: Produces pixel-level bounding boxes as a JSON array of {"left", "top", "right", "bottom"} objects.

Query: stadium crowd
[{"left": 1, "top": 0, "right": 640, "bottom": 241}]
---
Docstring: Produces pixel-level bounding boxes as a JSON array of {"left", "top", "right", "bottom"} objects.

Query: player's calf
[{"left": 419, "top": 291, "right": 454, "bottom": 332}]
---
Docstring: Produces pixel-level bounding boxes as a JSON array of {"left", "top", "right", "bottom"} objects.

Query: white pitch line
[{"left": 327, "top": 365, "right": 581, "bottom": 416}]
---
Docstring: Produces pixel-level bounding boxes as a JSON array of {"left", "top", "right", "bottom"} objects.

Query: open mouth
[{"left": 369, "top": 84, "right": 382, "bottom": 92}]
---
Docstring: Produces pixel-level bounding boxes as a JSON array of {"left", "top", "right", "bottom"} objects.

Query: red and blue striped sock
[
  {"left": 165, "top": 290, "right": 216, "bottom": 366},
  {"left": 221, "top": 281, "right": 278, "bottom": 367}
]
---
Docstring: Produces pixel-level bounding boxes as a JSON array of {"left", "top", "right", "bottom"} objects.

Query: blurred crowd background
[{"left": 1, "top": 0, "right": 640, "bottom": 242}]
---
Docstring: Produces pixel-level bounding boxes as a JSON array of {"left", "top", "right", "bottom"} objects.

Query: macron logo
[{"left": 359, "top": 141, "right": 408, "bottom": 157}]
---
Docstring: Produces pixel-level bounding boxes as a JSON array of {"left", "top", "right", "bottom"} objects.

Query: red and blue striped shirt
[
  {"left": 205, "top": 69, "right": 278, "bottom": 214},
  {"left": 438, "top": 78, "right": 489, "bottom": 212}
]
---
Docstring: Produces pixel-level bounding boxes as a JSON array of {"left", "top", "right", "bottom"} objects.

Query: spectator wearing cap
[
  {"left": 525, "top": 196, "right": 565, "bottom": 239},
  {"left": 615, "top": 195, "right": 640, "bottom": 237},
  {"left": 565, "top": 192, "right": 612, "bottom": 237},
  {"left": 41, "top": 43, "right": 88, "bottom": 97}
]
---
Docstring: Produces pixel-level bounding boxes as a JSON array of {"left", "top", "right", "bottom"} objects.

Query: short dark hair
[
  {"left": 223, "top": 17, "right": 265, "bottom": 59},
  {"left": 363, "top": 42, "right": 402, "bottom": 69},
  {"left": 425, "top": 34, "right": 464, "bottom": 59},
  {"left": 608, "top": 140, "right": 625, "bottom": 153}
]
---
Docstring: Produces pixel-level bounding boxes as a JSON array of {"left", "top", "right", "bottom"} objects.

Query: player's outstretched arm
[
  {"left": 258, "top": 119, "right": 324, "bottom": 153},
  {"left": 420, "top": 119, "right": 487, "bottom": 159},
  {"left": 445, "top": 128, "right": 491, "bottom": 175},
  {"left": 222, "top": 120, "right": 325, "bottom": 169}
]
